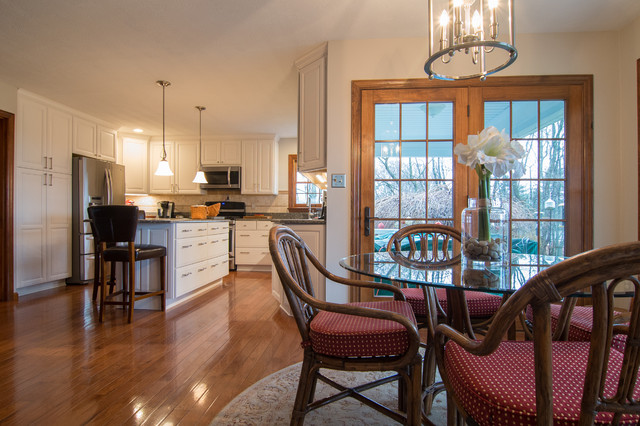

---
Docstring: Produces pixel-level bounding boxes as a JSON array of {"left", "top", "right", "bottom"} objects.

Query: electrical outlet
[{"left": 331, "top": 174, "right": 346, "bottom": 188}]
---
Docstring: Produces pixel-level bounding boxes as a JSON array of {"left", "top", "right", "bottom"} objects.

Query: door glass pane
[
  {"left": 374, "top": 101, "right": 455, "bottom": 250},
  {"left": 402, "top": 103, "right": 426, "bottom": 140},
  {"left": 485, "top": 100, "right": 567, "bottom": 271},
  {"left": 375, "top": 104, "right": 400, "bottom": 140}
]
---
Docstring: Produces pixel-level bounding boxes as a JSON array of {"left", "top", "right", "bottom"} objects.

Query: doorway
[{"left": 0, "top": 109, "right": 15, "bottom": 301}]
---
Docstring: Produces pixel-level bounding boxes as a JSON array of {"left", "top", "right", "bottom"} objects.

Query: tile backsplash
[{"left": 127, "top": 191, "right": 289, "bottom": 217}]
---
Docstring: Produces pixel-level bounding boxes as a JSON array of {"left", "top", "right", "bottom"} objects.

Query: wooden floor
[{"left": 0, "top": 271, "right": 302, "bottom": 425}]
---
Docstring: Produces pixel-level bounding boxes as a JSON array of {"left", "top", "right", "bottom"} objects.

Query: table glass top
[{"left": 339, "top": 252, "right": 567, "bottom": 295}]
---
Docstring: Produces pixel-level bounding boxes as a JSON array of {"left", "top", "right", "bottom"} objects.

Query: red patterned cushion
[
  {"left": 309, "top": 301, "right": 417, "bottom": 357},
  {"left": 444, "top": 340, "right": 640, "bottom": 425},
  {"left": 525, "top": 305, "right": 627, "bottom": 352},
  {"left": 401, "top": 288, "right": 502, "bottom": 317}
]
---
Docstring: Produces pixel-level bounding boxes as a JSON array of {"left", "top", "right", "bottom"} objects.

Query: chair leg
[
  {"left": 99, "top": 247, "right": 107, "bottom": 322},
  {"left": 160, "top": 255, "right": 166, "bottom": 311},
  {"left": 423, "top": 344, "right": 437, "bottom": 414},
  {"left": 407, "top": 355, "right": 422, "bottom": 426},
  {"left": 128, "top": 259, "right": 135, "bottom": 324},
  {"left": 291, "top": 353, "right": 314, "bottom": 426},
  {"left": 108, "top": 262, "right": 116, "bottom": 295},
  {"left": 92, "top": 251, "right": 101, "bottom": 302}
]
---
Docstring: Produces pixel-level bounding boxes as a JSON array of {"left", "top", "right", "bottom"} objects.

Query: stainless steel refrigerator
[{"left": 68, "top": 156, "right": 125, "bottom": 284}]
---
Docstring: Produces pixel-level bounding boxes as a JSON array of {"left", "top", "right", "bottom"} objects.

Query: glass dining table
[{"left": 339, "top": 251, "right": 569, "bottom": 337}]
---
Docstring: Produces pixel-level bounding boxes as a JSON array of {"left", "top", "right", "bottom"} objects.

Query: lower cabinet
[
  {"left": 135, "top": 220, "right": 229, "bottom": 308},
  {"left": 235, "top": 220, "right": 272, "bottom": 271},
  {"left": 272, "top": 223, "right": 325, "bottom": 315}
]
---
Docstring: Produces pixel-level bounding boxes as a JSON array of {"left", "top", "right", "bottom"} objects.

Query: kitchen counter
[
  {"left": 140, "top": 218, "right": 229, "bottom": 224},
  {"left": 272, "top": 218, "right": 326, "bottom": 225}
]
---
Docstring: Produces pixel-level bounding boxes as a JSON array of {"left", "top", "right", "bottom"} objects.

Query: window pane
[
  {"left": 540, "top": 221, "right": 565, "bottom": 257},
  {"left": 401, "top": 142, "right": 427, "bottom": 180},
  {"left": 511, "top": 180, "right": 539, "bottom": 219},
  {"left": 428, "top": 141, "right": 453, "bottom": 179},
  {"left": 297, "top": 172, "right": 309, "bottom": 182},
  {"left": 375, "top": 104, "right": 399, "bottom": 140},
  {"left": 375, "top": 142, "right": 400, "bottom": 179},
  {"left": 490, "top": 179, "right": 510, "bottom": 208},
  {"left": 374, "top": 220, "right": 400, "bottom": 252},
  {"left": 539, "top": 181, "right": 565, "bottom": 219},
  {"left": 540, "top": 101, "right": 565, "bottom": 138},
  {"left": 518, "top": 140, "right": 538, "bottom": 180},
  {"left": 513, "top": 101, "right": 538, "bottom": 139},
  {"left": 428, "top": 181, "right": 453, "bottom": 219},
  {"left": 428, "top": 103, "right": 453, "bottom": 139},
  {"left": 375, "top": 181, "right": 399, "bottom": 218},
  {"left": 484, "top": 101, "right": 510, "bottom": 134},
  {"left": 540, "top": 140, "right": 565, "bottom": 179},
  {"left": 401, "top": 181, "right": 426, "bottom": 218},
  {"left": 401, "top": 103, "right": 426, "bottom": 140},
  {"left": 511, "top": 221, "right": 539, "bottom": 257}
]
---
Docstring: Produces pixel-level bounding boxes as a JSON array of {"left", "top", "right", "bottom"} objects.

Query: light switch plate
[{"left": 331, "top": 174, "right": 346, "bottom": 188}]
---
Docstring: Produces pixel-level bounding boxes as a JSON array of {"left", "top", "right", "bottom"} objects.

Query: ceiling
[{"left": 0, "top": 0, "right": 638, "bottom": 139}]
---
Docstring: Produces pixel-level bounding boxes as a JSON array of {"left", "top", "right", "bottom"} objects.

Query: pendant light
[
  {"left": 154, "top": 80, "right": 174, "bottom": 176},
  {"left": 193, "top": 106, "right": 208, "bottom": 183}
]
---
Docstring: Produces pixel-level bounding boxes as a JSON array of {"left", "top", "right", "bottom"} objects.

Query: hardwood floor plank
[{"left": 0, "top": 271, "right": 303, "bottom": 425}]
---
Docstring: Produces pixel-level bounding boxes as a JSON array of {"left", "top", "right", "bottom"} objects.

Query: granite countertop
[{"left": 139, "top": 218, "right": 229, "bottom": 224}]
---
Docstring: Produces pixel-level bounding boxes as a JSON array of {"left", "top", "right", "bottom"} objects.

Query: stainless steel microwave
[{"left": 201, "top": 166, "right": 241, "bottom": 189}]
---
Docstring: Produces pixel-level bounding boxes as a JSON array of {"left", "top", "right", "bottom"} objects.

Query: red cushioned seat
[
  {"left": 309, "top": 300, "right": 417, "bottom": 357},
  {"left": 401, "top": 287, "right": 502, "bottom": 317},
  {"left": 525, "top": 304, "right": 627, "bottom": 352},
  {"left": 444, "top": 340, "right": 640, "bottom": 425}
]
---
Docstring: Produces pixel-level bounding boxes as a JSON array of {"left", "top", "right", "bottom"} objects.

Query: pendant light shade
[
  {"left": 192, "top": 106, "right": 208, "bottom": 184},
  {"left": 154, "top": 80, "right": 174, "bottom": 176}
]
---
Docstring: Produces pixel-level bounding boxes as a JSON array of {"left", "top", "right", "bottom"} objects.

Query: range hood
[{"left": 300, "top": 170, "right": 327, "bottom": 190}]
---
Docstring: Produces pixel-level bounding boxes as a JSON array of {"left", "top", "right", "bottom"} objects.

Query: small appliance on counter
[{"left": 157, "top": 201, "right": 175, "bottom": 218}]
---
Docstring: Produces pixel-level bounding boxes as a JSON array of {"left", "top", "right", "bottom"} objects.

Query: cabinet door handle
[
  {"left": 198, "top": 228, "right": 207, "bottom": 232},
  {"left": 198, "top": 242, "right": 207, "bottom": 246},
  {"left": 181, "top": 272, "right": 192, "bottom": 278},
  {"left": 43, "top": 156, "right": 47, "bottom": 168},
  {"left": 182, "top": 229, "right": 192, "bottom": 233},
  {"left": 48, "top": 157, "right": 53, "bottom": 169},
  {"left": 181, "top": 244, "right": 192, "bottom": 249},
  {"left": 48, "top": 174, "right": 53, "bottom": 186},
  {"left": 197, "top": 267, "right": 207, "bottom": 273},
  {"left": 43, "top": 173, "right": 47, "bottom": 186},
  {"left": 212, "top": 240, "right": 218, "bottom": 244},
  {"left": 239, "top": 251, "right": 250, "bottom": 254},
  {"left": 239, "top": 234, "right": 250, "bottom": 237}
]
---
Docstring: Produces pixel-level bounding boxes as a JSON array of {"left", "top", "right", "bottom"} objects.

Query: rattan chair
[
  {"left": 269, "top": 225, "right": 423, "bottom": 425},
  {"left": 435, "top": 241, "right": 640, "bottom": 425},
  {"left": 87, "top": 205, "right": 166, "bottom": 323}
]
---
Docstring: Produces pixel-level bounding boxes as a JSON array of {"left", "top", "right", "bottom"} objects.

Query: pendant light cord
[{"left": 162, "top": 83, "right": 167, "bottom": 160}]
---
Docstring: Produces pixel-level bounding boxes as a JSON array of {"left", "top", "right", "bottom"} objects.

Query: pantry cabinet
[
  {"left": 149, "top": 140, "right": 202, "bottom": 194},
  {"left": 295, "top": 43, "right": 327, "bottom": 172},
  {"left": 16, "top": 92, "right": 73, "bottom": 174},
  {"left": 241, "top": 139, "right": 277, "bottom": 195},
  {"left": 201, "top": 140, "right": 241, "bottom": 165}
]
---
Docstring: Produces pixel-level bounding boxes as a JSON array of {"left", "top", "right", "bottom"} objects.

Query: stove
[{"left": 206, "top": 201, "right": 246, "bottom": 270}]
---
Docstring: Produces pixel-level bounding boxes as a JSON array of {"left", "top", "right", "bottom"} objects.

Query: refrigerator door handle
[{"left": 105, "top": 168, "right": 112, "bottom": 205}]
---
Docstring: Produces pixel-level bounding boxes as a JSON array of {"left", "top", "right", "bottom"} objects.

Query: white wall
[
  {"left": 0, "top": 80, "right": 17, "bottom": 114},
  {"left": 278, "top": 137, "right": 297, "bottom": 191},
  {"left": 325, "top": 31, "right": 629, "bottom": 302}
]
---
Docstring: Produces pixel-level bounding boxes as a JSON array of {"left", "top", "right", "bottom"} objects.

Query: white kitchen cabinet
[
  {"left": 97, "top": 126, "right": 117, "bottom": 162},
  {"left": 16, "top": 92, "right": 73, "bottom": 174},
  {"left": 201, "top": 140, "right": 241, "bottom": 165},
  {"left": 149, "top": 140, "right": 202, "bottom": 194},
  {"left": 236, "top": 220, "right": 272, "bottom": 270},
  {"left": 122, "top": 136, "right": 148, "bottom": 194},
  {"left": 272, "top": 223, "right": 326, "bottom": 315},
  {"left": 241, "top": 139, "right": 277, "bottom": 195},
  {"left": 295, "top": 43, "right": 327, "bottom": 172},
  {"left": 73, "top": 118, "right": 117, "bottom": 162},
  {"left": 15, "top": 168, "right": 71, "bottom": 289}
]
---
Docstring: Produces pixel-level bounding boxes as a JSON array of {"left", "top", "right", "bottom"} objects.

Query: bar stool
[{"left": 87, "top": 205, "right": 166, "bottom": 323}]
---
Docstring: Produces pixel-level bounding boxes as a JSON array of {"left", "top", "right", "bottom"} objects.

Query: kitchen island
[{"left": 135, "top": 218, "right": 229, "bottom": 309}]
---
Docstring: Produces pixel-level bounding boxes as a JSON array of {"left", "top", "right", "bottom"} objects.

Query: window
[{"left": 288, "top": 155, "right": 322, "bottom": 212}]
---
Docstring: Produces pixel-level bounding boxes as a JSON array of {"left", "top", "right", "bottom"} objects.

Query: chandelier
[
  {"left": 192, "top": 106, "right": 208, "bottom": 184},
  {"left": 424, "top": 0, "right": 517, "bottom": 81}
]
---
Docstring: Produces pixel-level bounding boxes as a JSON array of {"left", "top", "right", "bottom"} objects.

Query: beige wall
[
  {"left": 618, "top": 16, "right": 640, "bottom": 242},
  {"left": 0, "top": 80, "right": 17, "bottom": 114},
  {"left": 325, "top": 31, "right": 632, "bottom": 302},
  {"left": 278, "top": 137, "right": 297, "bottom": 191}
]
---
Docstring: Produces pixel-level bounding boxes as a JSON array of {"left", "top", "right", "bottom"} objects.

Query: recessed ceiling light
[{"left": 133, "top": 128, "right": 144, "bottom": 133}]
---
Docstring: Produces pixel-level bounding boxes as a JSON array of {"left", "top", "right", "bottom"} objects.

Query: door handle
[{"left": 363, "top": 206, "right": 380, "bottom": 237}]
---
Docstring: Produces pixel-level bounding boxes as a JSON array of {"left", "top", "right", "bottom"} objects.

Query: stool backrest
[{"left": 87, "top": 205, "right": 139, "bottom": 243}]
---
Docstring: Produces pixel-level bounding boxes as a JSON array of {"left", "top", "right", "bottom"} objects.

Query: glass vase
[{"left": 461, "top": 198, "right": 508, "bottom": 267}]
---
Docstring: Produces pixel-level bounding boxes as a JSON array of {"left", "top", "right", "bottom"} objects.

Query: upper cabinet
[
  {"left": 241, "top": 138, "right": 278, "bottom": 195},
  {"left": 149, "top": 140, "right": 202, "bottom": 195},
  {"left": 73, "top": 118, "right": 116, "bottom": 162},
  {"left": 295, "top": 43, "right": 327, "bottom": 172},
  {"left": 122, "top": 136, "right": 148, "bottom": 194},
  {"left": 201, "top": 140, "right": 242, "bottom": 165},
  {"left": 17, "top": 92, "right": 73, "bottom": 174}
]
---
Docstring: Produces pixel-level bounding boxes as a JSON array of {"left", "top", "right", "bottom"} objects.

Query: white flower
[{"left": 454, "top": 126, "right": 525, "bottom": 178}]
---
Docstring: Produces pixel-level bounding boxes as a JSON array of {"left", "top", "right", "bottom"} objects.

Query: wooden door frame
[
  {"left": 351, "top": 75, "right": 594, "bottom": 260},
  {"left": 0, "top": 110, "right": 14, "bottom": 301}
]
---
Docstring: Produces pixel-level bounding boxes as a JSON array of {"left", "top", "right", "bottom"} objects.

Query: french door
[{"left": 352, "top": 77, "right": 592, "bottom": 301}]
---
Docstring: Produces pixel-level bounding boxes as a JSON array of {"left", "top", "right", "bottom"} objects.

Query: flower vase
[{"left": 461, "top": 198, "right": 508, "bottom": 286}]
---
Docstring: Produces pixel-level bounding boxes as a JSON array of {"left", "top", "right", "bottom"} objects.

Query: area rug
[{"left": 212, "top": 362, "right": 447, "bottom": 425}]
